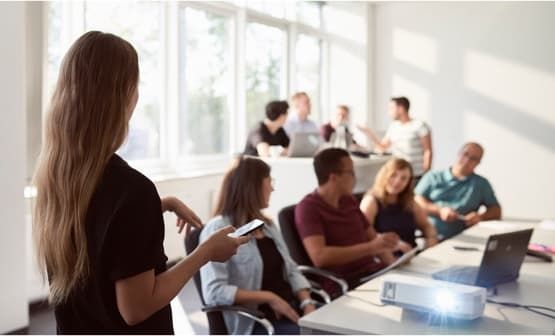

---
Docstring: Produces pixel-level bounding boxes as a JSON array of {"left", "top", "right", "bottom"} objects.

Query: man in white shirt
[
  {"left": 283, "top": 92, "right": 319, "bottom": 136},
  {"left": 359, "top": 97, "right": 433, "bottom": 181}
]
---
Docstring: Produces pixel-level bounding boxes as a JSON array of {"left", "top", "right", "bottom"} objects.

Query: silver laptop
[{"left": 288, "top": 132, "right": 321, "bottom": 157}]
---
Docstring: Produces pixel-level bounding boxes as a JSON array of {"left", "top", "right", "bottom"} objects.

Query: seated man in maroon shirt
[{"left": 295, "top": 148, "right": 400, "bottom": 290}]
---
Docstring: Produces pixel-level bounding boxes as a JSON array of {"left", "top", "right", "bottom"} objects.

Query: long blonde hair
[
  {"left": 370, "top": 158, "right": 414, "bottom": 210},
  {"left": 33, "top": 31, "right": 139, "bottom": 304}
]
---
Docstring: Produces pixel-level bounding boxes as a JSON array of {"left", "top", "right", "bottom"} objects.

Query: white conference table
[
  {"left": 300, "top": 221, "right": 555, "bottom": 334},
  {"left": 263, "top": 155, "right": 390, "bottom": 220}
]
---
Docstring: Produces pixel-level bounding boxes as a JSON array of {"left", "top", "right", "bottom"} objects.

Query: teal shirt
[{"left": 415, "top": 168, "right": 500, "bottom": 239}]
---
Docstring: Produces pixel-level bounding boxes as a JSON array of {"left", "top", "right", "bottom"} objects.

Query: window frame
[
  {"left": 173, "top": 2, "right": 237, "bottom": 171},
  {"left": 41, "top": 1, "right": 338, "bottom": 178}
]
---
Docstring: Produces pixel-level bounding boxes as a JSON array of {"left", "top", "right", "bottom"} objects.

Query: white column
[{"left": 0, "top": 1, "right": 29, "bottom": 332}]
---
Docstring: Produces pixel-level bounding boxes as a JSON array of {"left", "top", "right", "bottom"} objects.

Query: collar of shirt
[
  {"left": 444, "top": 167, "right": 474, "bottom": 182},
  {"left": 289, "top": 113, "right": 313, "bottom": 125}
]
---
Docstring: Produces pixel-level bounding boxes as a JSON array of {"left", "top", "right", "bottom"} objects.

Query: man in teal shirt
[{"left": 415, "top": 142, "right": 502, "bottom": 239}]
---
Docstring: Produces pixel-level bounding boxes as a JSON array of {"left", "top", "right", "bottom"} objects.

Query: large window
[
  {"left": 296, "top": 34, "right": 322, "bottom": 121},
  {"left": 43, "top": 1, "right": 352, "bottom": 175},
  {"left": 85, "top": 2, "right": 163, "bottom": 161},
  {"left": 46, "top": 2, "right": 63, "bottom": 97},
  {"left": 179, "top": 7, "right": 232, "bottom": 157},
  {"left": 245, "top": 22, "right": 286, "bottom": 129}
]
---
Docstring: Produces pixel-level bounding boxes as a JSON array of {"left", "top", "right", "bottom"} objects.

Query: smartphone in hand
[{"left": 228, "top": 219, "right": 265, "bottom": 238}]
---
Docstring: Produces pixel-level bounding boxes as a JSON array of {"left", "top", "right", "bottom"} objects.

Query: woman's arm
[
  {"left": 256, "top": 142, "right": 270, "bottom": 157},
  {"left": 234, "top": 289, "right": 300, "bottom": 322},
  {"left": 161, "top": 196, "right": 202, "bottom": 233},
  {"left": 115, "top": 226, "right": 248, "bottom": 326},
  {"left": 268, "top": 225, "right": 315, "bottom": 315},
  {"left": 413, "top": 202, "right": 438, "bottom": 247},
  {"left": 359, "top": 193, "right": 378, "bottom": 227},
  {"left": 296, "top": 288, "right": 316, "bottom": 315}
]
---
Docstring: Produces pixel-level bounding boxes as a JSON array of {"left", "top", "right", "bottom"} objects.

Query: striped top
[{"left": 384, "top": 119, "right": 430, "bottom": 176}]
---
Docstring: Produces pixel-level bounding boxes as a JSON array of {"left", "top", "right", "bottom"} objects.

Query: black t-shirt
[
  {"left": 54, "top": 154, "right": 173, "bottom": 334},
  {"left": 375, "top": 201, "right": 417, "bottom": 248},
  {"left": 256, "top": 237, "right": 297, "bottom": 320},
  {"left": 244, "top": 121, "right": 290, "bottom": 156}
]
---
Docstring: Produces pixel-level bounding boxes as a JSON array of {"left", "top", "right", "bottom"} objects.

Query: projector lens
[{"left": 435, "top": 290, "right": 456, "bottom": 312}]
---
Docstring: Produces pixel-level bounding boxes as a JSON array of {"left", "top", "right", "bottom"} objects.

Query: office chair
[
  {"left": 184, "top": 227, "right": 274, "bottom": 335},
  {"left": 184, "top": 226, "right": 331, "bottom": 335},
  {"left": 278, "top": 205, "right": 348, "bottom": 298}
]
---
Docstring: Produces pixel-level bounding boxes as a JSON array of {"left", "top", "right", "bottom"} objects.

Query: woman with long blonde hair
[
  {"left": 360, "top": 158, "right": 438, "bottom": 255},
  {"left": 33, "top": 31, "right": 247, "bottom": 333}
]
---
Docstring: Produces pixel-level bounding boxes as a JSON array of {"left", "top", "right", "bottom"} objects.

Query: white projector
[{"left": 379, "top": 274, "right": 486, "bottom": 320}]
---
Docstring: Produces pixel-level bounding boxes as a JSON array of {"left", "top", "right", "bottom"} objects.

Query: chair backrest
[
  {"left": 278, "top": 204, "right": 313, "bottom": 266},
  {"left": 184, "top": 227, "right": 228, "bottom": 335},
  {"left": 184, "top": 227, "right": 206, "bottom": 305}
]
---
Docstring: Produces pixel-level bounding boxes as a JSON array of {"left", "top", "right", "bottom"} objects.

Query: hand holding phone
[{"left": 228, "top": 219, "right": 265, "bottom": 238}]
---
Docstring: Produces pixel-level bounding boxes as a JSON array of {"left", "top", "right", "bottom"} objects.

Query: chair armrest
[
  {"left": 202, "top": 305, "right": 275, "bottom": 335},
  {"left": 309, "top": 287, "right": 331, "bottom": 304},
  {"left": 297, "top": 265, "right": 349, "bottom": 295}
]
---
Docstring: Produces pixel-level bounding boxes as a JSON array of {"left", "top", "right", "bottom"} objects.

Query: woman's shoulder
[
  {"left": 105, "top": 154, "right": 157, "bottom": 196},
  {"left": 360, "top": 192, "right": 379, "bottom": 208}
]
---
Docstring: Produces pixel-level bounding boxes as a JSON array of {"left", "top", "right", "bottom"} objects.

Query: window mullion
[
  {"left": 288, "top": 22, "right": 297, "bottom": 97},
  {"left": 166, "top": 1, "right": 179, "bottom": 172},
  {"left": 234, "top": 6, "right": 247, "bottom": 154}
]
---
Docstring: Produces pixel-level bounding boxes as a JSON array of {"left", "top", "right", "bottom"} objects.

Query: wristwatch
[{"left": 299, "top": 298, "right": 318, "bottom": 310}]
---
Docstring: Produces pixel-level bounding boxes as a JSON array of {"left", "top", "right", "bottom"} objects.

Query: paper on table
[
  {"left": 359, "top": 247, "right": 420, "bottom": 283},
  {"left": 538, "top": 219, "right": 555, "bottom": 231}
]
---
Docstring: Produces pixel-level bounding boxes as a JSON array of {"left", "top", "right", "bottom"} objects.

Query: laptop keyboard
[{"left": 432, "top": 266, "right": 479, "bottom": 285}]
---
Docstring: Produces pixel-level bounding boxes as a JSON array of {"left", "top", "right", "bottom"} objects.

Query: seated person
[
  {"left": 295, "top": 148, "right": 400, "bottom": 291},
  {"left": 321, "top": 105, "right": 352, "bottom": 141},
  {"left": 320, "top": 105, "right": 364, "bottom": 151},
  {"left": 360, "top": 158, "right": 438, "bottom": 251},
  {"left": 200, "top": 156, "right": 316, "bottom": 335},
  {"left": 244, "top": 100, "right": 290, "bottom": 157},
  {"left": 415, "top": 142, "right": 502, "bottom": 240},
  {"left": 283, "top": 92, "right": 319, "bottom": 136}
]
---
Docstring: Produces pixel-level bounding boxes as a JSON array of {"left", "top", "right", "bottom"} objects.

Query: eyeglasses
[{"left": 460, "top": 151, "right": 481, "bottom": 163}]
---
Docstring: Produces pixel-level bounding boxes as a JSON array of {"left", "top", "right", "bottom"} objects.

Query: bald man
[{"left": 414, "top": 143, "right": 502, "bottom": 240}]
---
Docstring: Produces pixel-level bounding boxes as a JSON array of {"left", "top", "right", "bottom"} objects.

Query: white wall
[
  {"left": 25, "top": 2, "right": 43, "bottom": 181},
  {"left": 373, "top": 2, "right": 555, "bottom": 220},
  {"left": 0, "top": 2, "right": 29, "bottom": 332},
  {"left": 154, "top": 173, "right": 223, "bottom": 261},
  {"left": 326, "top": 2, "right": 370, "bottom": 145}
]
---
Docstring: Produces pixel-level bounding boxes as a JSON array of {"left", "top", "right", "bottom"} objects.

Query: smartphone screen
[{"left": 228, "top": 219, "right": 265, "bottom": 238}]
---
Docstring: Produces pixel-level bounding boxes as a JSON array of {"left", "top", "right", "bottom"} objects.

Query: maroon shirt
[{"left": 295, "top": 190, "right": 382, "bottom": 285}]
